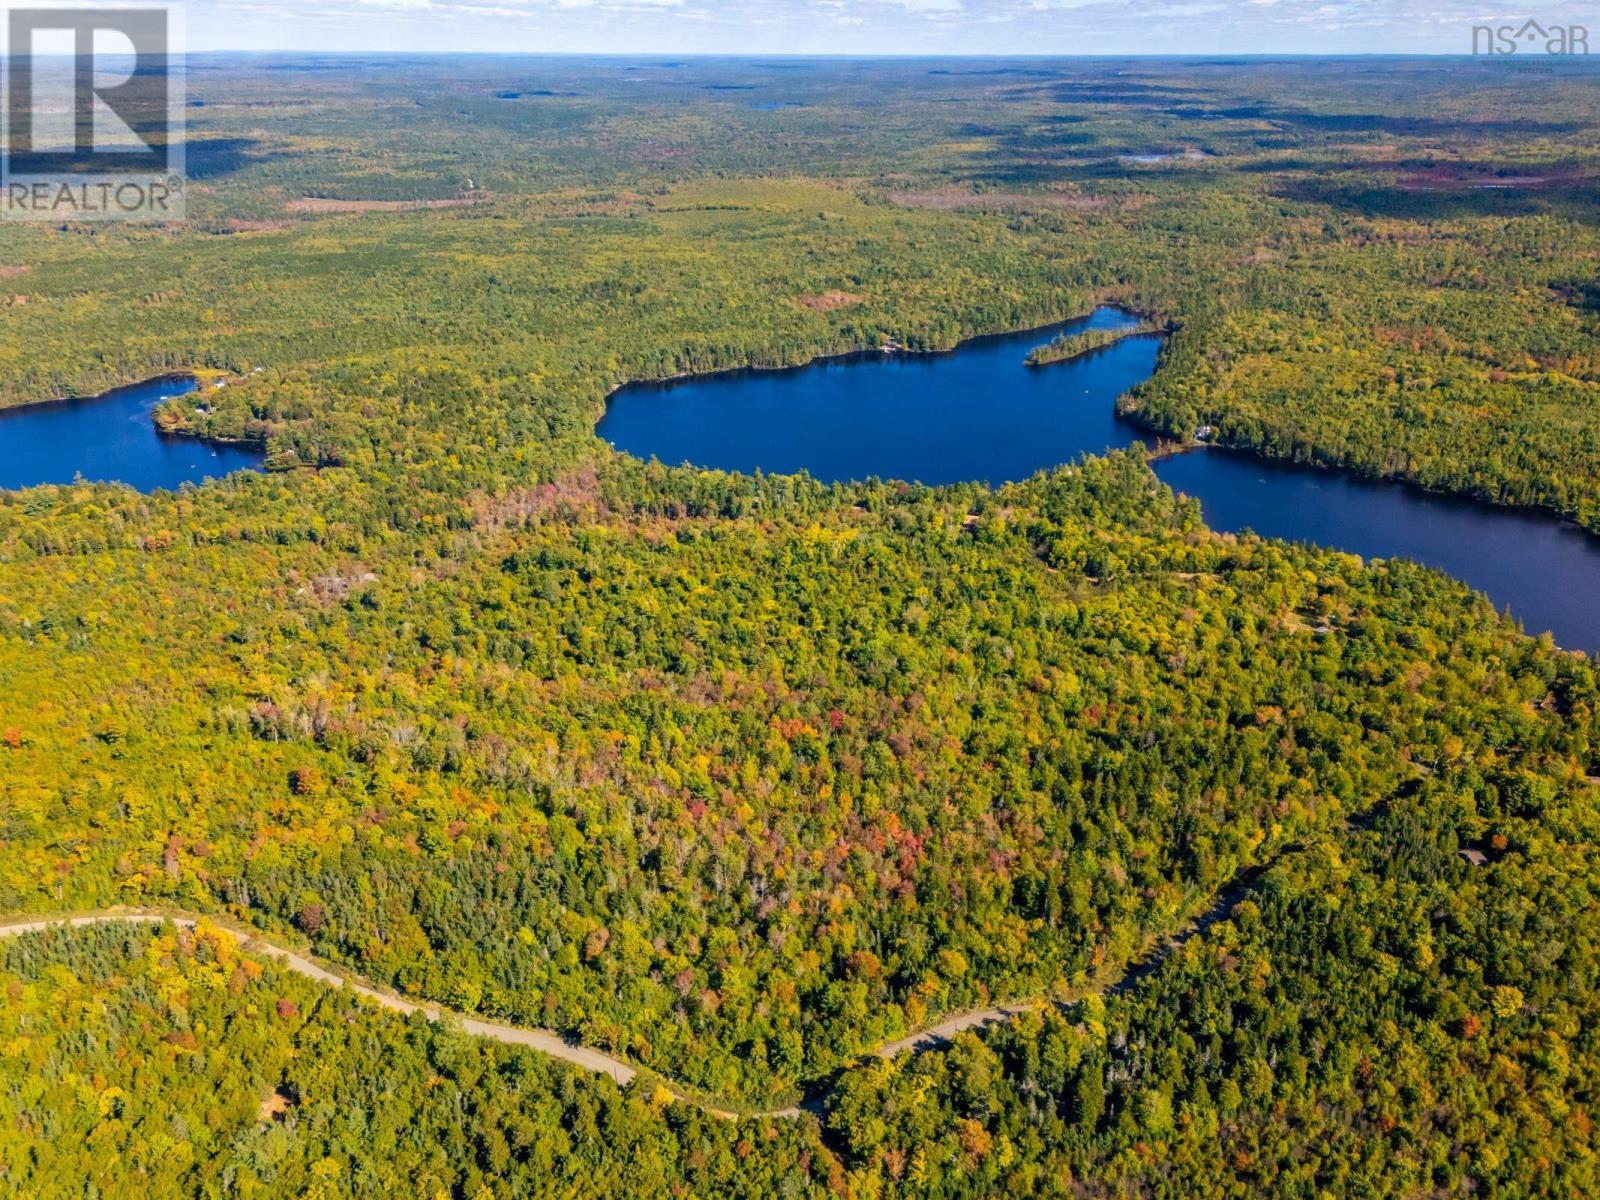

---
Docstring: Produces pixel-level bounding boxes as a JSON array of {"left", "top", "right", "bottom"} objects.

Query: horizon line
[{"left": 169, "top": 49, "right": 1597, "bottom": 60}]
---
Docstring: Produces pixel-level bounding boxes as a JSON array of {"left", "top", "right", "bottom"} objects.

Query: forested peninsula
[{"left": 2, "top": 54, "right": 1599, "bottom": 1199}]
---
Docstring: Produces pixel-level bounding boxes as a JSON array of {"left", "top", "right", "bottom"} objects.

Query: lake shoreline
[
  {"left": 0, "top": 374, "right": 267, "bottom": 493},
  {"left": 0, "top": 371, "right": 267, "bottom": 452},
  {"left": 604, "top": 306, "right": 1150, "bottom": 400},
  {"left": 611, "top": 305, "right": 1597, "bottom": 545},
  {"left": 0, "top": 371, "right": 198, "bottom": 419},
  {"left": 601, "top": 308, "right": 1600, "bottom": 655},
  {"left": 1024, "top": 322, "right": 1169, "bottom": 368},
  {"left": 1143, "top": 435, "right": 1600, "bottom": 549},
  {"left": 1144, "top": 440, "right": 1600, "bottom": 612}
]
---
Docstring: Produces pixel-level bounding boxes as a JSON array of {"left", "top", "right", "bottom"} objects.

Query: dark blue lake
[
  {"left": 1155, "top": 450, "right": 1600, "bottom": 656},
  {"left": 602, "top": 308, "right": 1160, "bottom": 487},
  {"left": 0, "top": 376, "right": 263, "bottom": 492},
  {"left": 602, "top": 308, "right": 1600, "bottom": 655}
]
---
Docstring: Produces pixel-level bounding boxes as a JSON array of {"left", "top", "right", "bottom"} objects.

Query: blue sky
[{"left": 174, "top": 0, "right": 1600, "bottom": 55}]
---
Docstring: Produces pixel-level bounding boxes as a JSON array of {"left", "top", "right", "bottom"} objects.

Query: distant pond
[
  {"left": 602, "top": 308, "right": 1600, "bottom": 654},
  {"left": 0, "top": 376, "right": 263, "bottom": 493}
]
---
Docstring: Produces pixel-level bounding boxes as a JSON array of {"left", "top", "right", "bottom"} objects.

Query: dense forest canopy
[
  {"left": 2, "top": 54, "right": 1599, "bottom": 1197},
  {"left": 2, "top": 56, "right": 1598, "bottom": 524}
]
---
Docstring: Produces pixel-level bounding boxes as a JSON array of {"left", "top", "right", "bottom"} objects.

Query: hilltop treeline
[{"left": 2, "top": 60, "right": 1598, "bottom": 527}]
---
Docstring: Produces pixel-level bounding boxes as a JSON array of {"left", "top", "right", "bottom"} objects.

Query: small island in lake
[{"left": 1025, "top": 319, "right": 1165, "bottom": 367}]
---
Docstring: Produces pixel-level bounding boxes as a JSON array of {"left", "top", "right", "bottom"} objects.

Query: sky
[{"left": 19, "top": 0, "right": 1600, "bottom": 56}]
